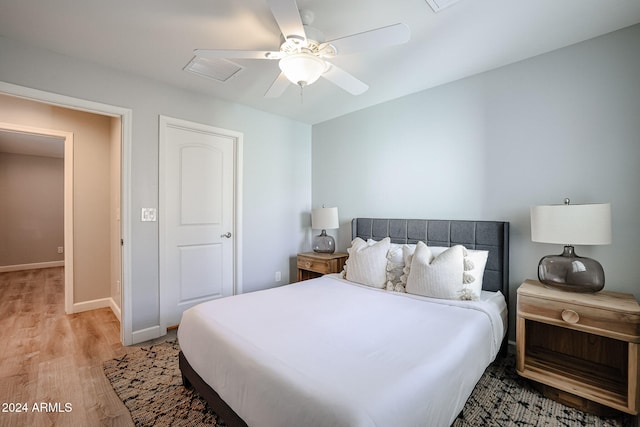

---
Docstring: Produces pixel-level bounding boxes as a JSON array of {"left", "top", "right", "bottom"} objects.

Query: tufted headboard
[{"left": 351, "top": 218, "right": 510, "bottom": 304}]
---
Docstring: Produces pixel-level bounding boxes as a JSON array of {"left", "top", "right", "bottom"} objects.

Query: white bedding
[{"left": 178, "top": 274, "right": 507, "bottom": 427}]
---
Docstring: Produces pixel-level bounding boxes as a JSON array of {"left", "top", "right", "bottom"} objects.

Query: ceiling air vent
[
  {"left": 184, "top": 56, "right": 243, "bottom": 82},
  {"left": 425, "top": 0, "right": 461, "bottom": 13}
]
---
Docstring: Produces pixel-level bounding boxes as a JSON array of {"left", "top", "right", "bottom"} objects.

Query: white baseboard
[
  {"left": 73, "top": 297, "right": 111, "bottom": 313},
  {"left": 131, "top": 325, "right": 162, "bottom": 344},
  {"left": 73, "top": 297, "right": 122, "bottom": 323},
  {"left": 0, "top": 261, "right": 64, "bottom": 273},
  {"left": 109, "top": 298, "right": 121, "bottom": 322}
]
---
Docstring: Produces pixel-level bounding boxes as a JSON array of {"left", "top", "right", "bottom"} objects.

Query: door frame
[
  {"left": 0, "top": 81, "right": 134, "bottom": 345},
  {"left": 158, "top": 115, "right": 243, "bottom": 333}
]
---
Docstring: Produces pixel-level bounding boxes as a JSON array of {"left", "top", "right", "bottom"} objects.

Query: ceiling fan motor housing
[{"left": 278, "top": 52, "right": 328, "bottom": 86}]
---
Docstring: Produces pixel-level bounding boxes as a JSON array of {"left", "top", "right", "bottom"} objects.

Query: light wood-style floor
[{"left": 0, "top": 267, "right": 171, "bottom": 427}]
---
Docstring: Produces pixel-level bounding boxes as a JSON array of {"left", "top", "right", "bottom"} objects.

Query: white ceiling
[{"left": 1, "top": 0, "right": 639, "bottom": 124}]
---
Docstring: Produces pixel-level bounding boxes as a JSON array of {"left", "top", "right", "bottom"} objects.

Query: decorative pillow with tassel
[
  {"left": 344, "top": 237, "right": 391, "bottom": 288},
  {"left": 385, "top": 244, "right": 407, "bottom": 292},
  {"left": 405, "top": 241, "right": 480, "bottom": 300}
]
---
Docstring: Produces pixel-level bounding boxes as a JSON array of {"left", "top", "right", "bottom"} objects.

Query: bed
[{"left": 178, "top": 218, "right": 510, "bottom": 427}]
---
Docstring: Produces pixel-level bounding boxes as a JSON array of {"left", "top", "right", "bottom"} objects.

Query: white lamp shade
[
  {"left": 279, "top": 53, "right": 327, "bottom": 86},
  {"left": 530, "top": 203, "right": 612, "bottom": 245},
  {"left": 311, "top": 207, "right": 339, "bottom": 230}
]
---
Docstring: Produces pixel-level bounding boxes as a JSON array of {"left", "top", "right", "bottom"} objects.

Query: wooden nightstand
[
  {"left": 296, "top": 252, "right": 348, "bottom": 282},
  {"left": 516, "top": 279, "right": 640, "bottom": 415}
]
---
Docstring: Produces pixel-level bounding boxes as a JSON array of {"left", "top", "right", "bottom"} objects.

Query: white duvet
[{"left": 178, "top": 274, "right": 507, "bottom": 427}]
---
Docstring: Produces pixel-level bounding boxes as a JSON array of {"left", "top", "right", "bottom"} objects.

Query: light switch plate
[{"left": 141, "top": 208, "right": 157, "bottom": 222}]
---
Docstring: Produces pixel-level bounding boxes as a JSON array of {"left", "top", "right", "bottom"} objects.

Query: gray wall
[
  {"left": 0, "top": 152, "right": 64, "bottom": 266},
  {"left": 0, "top": 35, "right": 312, "bottom": 337},
  {"left": 312, "top": 24, "right": 640, "bottom": 339}
]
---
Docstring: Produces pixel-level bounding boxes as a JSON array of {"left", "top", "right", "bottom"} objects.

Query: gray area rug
[{"left": 104, "top": 340, "right": 633, "bottom": 426}]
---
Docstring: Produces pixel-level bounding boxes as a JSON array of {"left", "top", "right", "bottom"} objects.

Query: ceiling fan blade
[
  {"left": 323, "top": 23, "right": 410, "bottom": 56},
  {"left": 194, "top": 49, "right": 280, "bottom": 60},
  {"left": 264, "top": 72, "right": 290, "bottom": 98},
  {"left": 322, "top": 64, "right": 368, "bottom": 95},
  {"left": 266, "top": 0, "right": 306, "bottom": 42}
]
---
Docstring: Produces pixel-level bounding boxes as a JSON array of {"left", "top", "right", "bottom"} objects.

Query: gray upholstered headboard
[{"left": 351, "top": 218, "right": 510, "bottom": 304}]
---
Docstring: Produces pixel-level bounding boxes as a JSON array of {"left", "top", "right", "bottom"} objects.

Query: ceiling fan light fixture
[{"left": 279, "top": 53, "right": 327, "bottom": 86}]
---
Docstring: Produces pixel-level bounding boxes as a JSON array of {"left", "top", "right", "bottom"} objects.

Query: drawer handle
[
  {"left": 561, "top": 309, "right": 580, "bottom": 324},
  {"left": 305, "top": 262, "right": 312, "bottom": 268}
]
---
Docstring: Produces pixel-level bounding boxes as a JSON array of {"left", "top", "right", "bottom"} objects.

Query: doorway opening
[{"left": 0, "top": 81, "right": 133, "bottom": 345}]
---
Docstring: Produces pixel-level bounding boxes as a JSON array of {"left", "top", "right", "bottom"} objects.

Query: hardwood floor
[{"left": 0, "top": 267, "right": 170, "bottom": 427}]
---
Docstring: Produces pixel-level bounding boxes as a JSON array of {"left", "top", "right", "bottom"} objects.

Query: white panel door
[{"left": 160, "top": 117, "right": 238, "bottom": 329}]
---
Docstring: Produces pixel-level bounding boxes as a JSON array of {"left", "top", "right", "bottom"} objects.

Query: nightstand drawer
[
  {"left": 296, "top": 252, "right": 348, "bottom": 282},
  {"left": 518, "top": 294, "right": 640, "bottom": 341},
  {"left": 297, "top": 256, "right": 333, "bottom": 274}
]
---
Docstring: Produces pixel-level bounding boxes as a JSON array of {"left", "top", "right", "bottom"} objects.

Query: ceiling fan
[{"left": 192, "top": 0, "right": 410, "bottom": 98}]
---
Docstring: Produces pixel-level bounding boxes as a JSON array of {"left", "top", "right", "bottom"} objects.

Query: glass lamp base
[
  {"left": 312, "top": 230, "right": 335, "bottom": 254},
  {"left": 538, "top": 245, "right": 605, "bottom": 293}
]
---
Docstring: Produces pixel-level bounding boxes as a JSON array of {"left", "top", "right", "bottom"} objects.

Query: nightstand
[
  {"left": 296, "top": 252, "right": 348, "bottom": 282},
  {"left": 516, "top": 279, "right": 640, "bottom": 415}
]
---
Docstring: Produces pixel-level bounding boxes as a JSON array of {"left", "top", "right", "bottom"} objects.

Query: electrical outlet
[
  {"left": 57, "top": 246, "right": 64, "bottom": 254},
  {"left": 275, "top": 271, "right": 281, "bottom": 282}
]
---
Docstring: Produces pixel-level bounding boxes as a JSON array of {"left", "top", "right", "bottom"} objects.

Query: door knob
[{"left": 221, "top": 232, "right": 232, "bottom": 238}]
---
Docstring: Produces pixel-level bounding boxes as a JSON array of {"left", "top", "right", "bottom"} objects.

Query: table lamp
[
  {"left": 530, "top": 198, "right": 611, "bottom": 292},
  {"left": 311, "top": 207, "right": 339, "bottom": 254}
]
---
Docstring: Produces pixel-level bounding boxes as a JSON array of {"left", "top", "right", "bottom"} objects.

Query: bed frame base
[{"left": 178, "top": 351, "right": 248, "bottom": 427}]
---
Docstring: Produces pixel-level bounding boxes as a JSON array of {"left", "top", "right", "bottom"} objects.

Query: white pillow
[
  {"left": 345, "top": 237, "right": 391, "bottom": 288},
  {"left": 466, "top": 249, "right": 488, "bottom": 288},
  {"left": 367, "top": 240, "right": 411, "bottom": 292},
  {"left": 387, "top": 243, "right": 405, "bottom": 263},
  {"left": 400, "top": 244, "right": 417, "bottom": 286},
  {"left": 385, "top": 244, "right": 406, "bottom": 292},
  {"left": 430, "top": 246, "right": 488, "bottom": 288},
  {"left": 405, "top": 242, "right": 480, "bottom": 300}
]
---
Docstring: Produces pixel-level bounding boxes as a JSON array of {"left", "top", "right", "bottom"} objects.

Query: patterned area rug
[
  {"left": 104, "top": 340, "right": 224, "bottom": 426},
  {"left": 104, "top": 340, "right": 633, "bottom": 427},
  {"left": 452, "top": 357, "right": 634, "bottom": 427}
]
